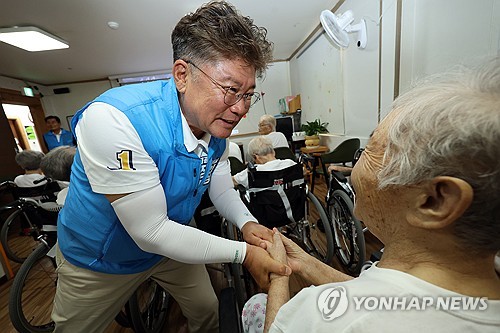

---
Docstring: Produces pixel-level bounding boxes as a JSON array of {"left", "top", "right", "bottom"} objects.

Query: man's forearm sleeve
[{"left": 111, "top": 184, "right": 246, "bottom": 264}]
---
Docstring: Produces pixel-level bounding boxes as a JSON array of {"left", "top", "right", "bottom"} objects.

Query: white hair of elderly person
[
  {"left": 13, "top": 150, "right": 47, "bottom": 187},
  {"left": 40, "top": 146, "right": 76, "bottom": 205},
  {"left": 232, "top": 136, "right": 295, "bottom": 189},
  {"left": 258, "top": 115, "right": 289, "bottom": 149},
  {"left": 243, "top": 57, "right": 500, "bottom": 333}
]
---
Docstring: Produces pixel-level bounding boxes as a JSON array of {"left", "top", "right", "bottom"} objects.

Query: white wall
[
  {"left": 289, "top": 0, "right": 500, "bottom": 150},
  {"left": 232, "top": 61, "right": 291, "bottom": 136},
  {"left": 0, "top": 76, "right": 35, "bottom": 92},
  {"left": 290, "top": 0, "right": 382, "bottom": 149},
  {"left": 290, "top": 33, "right": 345, "bottom": 135},
  {"left": 399, "top": 0, "right": 500, "bottom": 94},
  {"left": 40, "top": 81, "right": 112, "bottom": 129}
]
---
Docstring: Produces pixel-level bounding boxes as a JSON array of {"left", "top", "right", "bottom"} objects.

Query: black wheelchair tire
[
  {"left": 219, "top": 287, "right": 242, "bottom": 333},
  {"left": 328, "top": 189, "right": 366, "bottom": 275},
  {"left": 127, "top": 279, "right": 170, "bottom": 333},
  {"left": 306, "top": 191, "right": 335, "bottom": 264},
  {"left": 9, "top": 243, "right": 56, "bottom": 333},
  {"left": 1, "top": 208, "right": 39, "bottom": 263},
  {"left": 225, "top": 222, "right": 251, "bottom": 311}
]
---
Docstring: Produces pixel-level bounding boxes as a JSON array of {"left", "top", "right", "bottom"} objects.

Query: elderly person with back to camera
[
  {"left": 232, "top": 136, "right": 296, "bottom": 188},
  {"left": 39, "top": 146, "right": 76, "bottom": 205},
  {"left": 242, "top": 57, "right": 500, "bottom": 333},
  {"left": 13, "top": 150, "right": 47, "bottom": 187},
  {"left": 258, "top": 114, "right": 289, "bottom": 148}
]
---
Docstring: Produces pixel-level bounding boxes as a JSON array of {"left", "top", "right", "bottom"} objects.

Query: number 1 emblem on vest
[{"left": 107, "top": 149, "right": 136, "bottom": 170}]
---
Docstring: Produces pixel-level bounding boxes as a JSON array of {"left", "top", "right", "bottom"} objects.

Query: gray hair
[
  {"left": 378, "top": 57, "right": 500, "bottom": 252},
  {"left": 15, "top": 150, "right": 45, "bottom": 171},
  {"left": 40, "top": 146, "right": 76, "bottom": 181},
  {"left": 259, "top": 115, "right": 276, "bottom": 131},
  {"left": 171, "top": 1, "right": 273, "bottom": 78},
  {"left": 247, "top": 136, "right": 274, "bottom": 163}
]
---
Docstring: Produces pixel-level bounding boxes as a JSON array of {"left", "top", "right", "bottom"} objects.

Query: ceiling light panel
[{"left": 0, "top": 26, "right": 69, "bottom": 51}]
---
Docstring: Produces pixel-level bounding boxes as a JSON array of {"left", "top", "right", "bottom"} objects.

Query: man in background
[{"left": 43, "top": 115, "right": 76, "bottom": 151}]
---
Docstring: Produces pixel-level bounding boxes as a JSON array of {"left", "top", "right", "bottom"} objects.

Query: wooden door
[{"left": 0, "top": 88, "right": 47, "bottom": 181}]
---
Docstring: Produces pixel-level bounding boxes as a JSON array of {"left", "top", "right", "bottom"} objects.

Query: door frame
[{"left": 0, "top": 88, "right": 48, "bottom": 153}]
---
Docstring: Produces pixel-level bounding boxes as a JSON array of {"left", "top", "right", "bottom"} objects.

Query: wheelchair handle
[{"left": 330, "top": 170, "right": 348, "bottom": 184}]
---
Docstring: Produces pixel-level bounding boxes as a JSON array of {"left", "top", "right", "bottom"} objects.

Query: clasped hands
[{"left": 242, "top": 222, "right": 308, "bottom": 290}]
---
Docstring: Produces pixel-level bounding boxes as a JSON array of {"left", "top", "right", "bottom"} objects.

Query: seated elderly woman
[
  {"left": 13, "top": 150, "right": 47, "bottom": 187},
  {"left": 258, "top": 115, "right": 289, "bottom": 149},
  {"left": 39, "top": 146, "right": 76, "bottom": 205},
  {"left": 243, "top": 58, "right": 500, "bottom": 332},
  {"left": 232, "top": 136, "right": 296, "bottom": 188}
]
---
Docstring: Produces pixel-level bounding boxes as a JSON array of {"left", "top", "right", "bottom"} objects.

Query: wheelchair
[
  {"left": 0, "top": 180, "right": 61, "bottom": 263},
  {"left": 8, "top": 220, "right": 170, "bottom": 333},
  {"left": 325, "top": 148, "right": 367, "bottom": 275},
  {"left": 193, "top": 191, "right": 256, "bottom": 326},
  {"left": 240, "top": 162, "right": 334, "bottom": 265}
]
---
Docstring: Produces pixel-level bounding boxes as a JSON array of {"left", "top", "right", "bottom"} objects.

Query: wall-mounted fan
[{"left": 320, "top": 10, "right": 367, "bottom": 49}]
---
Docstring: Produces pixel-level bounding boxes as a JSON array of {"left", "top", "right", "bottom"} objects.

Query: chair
[
  {"left": 274, "top": 146, "right": 297, "bottom": 162},
  {"left": 321, "top": 138, "right": 361, "bottom": 166},
  {"left": 228, "top": 156, "right": 246, "bottom": 176},
  {"left": 318, "top": 138, "right": 360, "bottom": 185}
]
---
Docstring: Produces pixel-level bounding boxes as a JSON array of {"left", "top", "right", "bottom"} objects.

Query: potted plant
[{"left": 301, "top": 119, "right": 329, "bottom": 147}]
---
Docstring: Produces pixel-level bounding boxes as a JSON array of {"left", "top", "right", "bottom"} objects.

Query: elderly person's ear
[{"left": 407, "top": 176, "right": 473, "bottom": 229}]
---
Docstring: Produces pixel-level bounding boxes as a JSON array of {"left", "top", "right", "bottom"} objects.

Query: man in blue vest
[
  {"left": 51, "top": 2, "right": 290, "bottom": 332},
  {"left": 43, "top": 115, "right": 76, "bottom": 151}
]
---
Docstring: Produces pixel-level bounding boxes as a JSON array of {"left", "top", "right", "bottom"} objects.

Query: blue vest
[
  {"left": 58, "top": 80, "right": 226, "bottom": 274},
  {"left": 44, "top": 128, "right": 75, "bottom": 151}
]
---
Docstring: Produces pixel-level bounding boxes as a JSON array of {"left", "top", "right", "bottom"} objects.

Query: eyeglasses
[{"left": 185, "top": 60, "right": 261, "bottom": 108}]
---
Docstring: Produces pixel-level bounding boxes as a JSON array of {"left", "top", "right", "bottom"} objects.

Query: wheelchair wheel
[
  {"left": 328, "top": 190, "right": 365, "bottom": 275},
  {"left": 9, "top": 243, "right": 56, "bottom": 333},
  {"left": 291, "top": 191, "right": 334, "bottom": 264},
  {"left": 127, "top": 279, "right": 171, "bottom": 333},
  {"left": 1, "top": 208, "right": 40, "bottom": 263}
]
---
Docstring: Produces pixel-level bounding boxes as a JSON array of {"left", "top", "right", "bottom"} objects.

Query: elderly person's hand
[
  {"left": 241, "top": 221, "right": 274, "bottom": 248},
  {"left": 277, "top": 232, "right": 310, "bottom": 274},
  {"left": 243, "top": 244, "right": 291, "bottom": 290},
  {"left": 265, "top": 229, "right": 289, "bottom": 280}
]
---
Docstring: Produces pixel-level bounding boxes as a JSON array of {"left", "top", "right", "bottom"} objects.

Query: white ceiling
[{"left": 0, "top": 0, "right": 340, "bottom": 86}]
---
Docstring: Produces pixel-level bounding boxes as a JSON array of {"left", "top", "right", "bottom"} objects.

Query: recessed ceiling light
[{"left": 0, "top": 26, "right": 69, "bottom": 52}]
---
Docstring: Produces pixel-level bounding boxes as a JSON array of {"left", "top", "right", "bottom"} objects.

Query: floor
[{"left": 0, "top": 177, "right": 384, "bottom": 332}]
